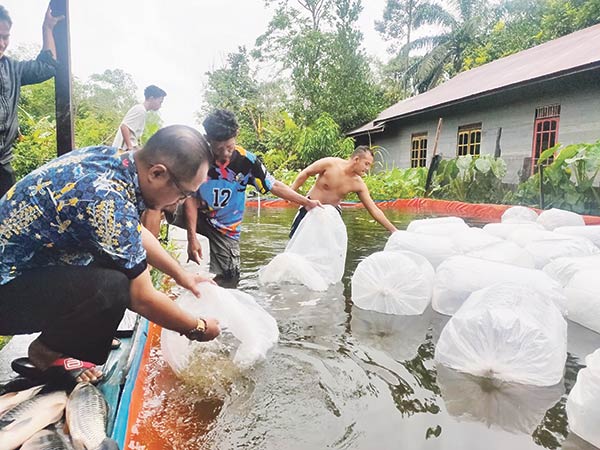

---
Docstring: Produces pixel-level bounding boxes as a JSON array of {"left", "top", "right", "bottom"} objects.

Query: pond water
[{"left": 130, "top": 207, "right": 600, "bottom": 450}]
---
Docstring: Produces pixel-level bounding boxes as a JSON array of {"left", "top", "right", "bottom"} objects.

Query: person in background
[
  {"left": 112, "top": 84, "right": 166, "bottom": 151},
  {"left": 0, "top": 125, "right": 220, "bottom": 386},
  {"left": 0, "top": 3, "right": 63, "bottom": 198},
  {"left": 289, "top": 146, "right": 398, "bottom": 237},
  {"left": 171, "top": 109, "right": 321, "bottom": 288},
  {"left": 112, "top": 84, "right": 167, "bottom": 237}
]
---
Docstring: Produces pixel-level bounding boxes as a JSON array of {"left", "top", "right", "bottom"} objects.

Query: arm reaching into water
[
  {"left": 357, "top": 183, "right": 398, "bottom": 233},
  {"left": 271, "top": 181, "right": 321, "bottom": 210}
]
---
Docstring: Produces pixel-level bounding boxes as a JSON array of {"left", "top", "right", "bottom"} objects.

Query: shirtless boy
[{"left": 289, "top": 145, "right": 398, "bottom": 237}]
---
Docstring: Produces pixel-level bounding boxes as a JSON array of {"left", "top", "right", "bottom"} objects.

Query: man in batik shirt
[{"left": 0, "top": 125, "right": 220, "bottom": 385}]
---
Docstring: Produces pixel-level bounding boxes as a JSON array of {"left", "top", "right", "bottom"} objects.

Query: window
[
  {"left": 457, "top": 123, "right": 482, "bottom": 156},
  {"left": 411, "top": 133, "right": 428, "bottom": 168},
  {"left": 531, "top": 104, "right": 560, "bottom": 174}
]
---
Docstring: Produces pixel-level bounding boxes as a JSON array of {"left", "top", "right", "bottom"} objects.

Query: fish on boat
[
  {"left": 65, "top": 382, "right": 119, "bottom": 450},
  {"left": 0, "top": 384, "right": 43, "bottom": 416},
  {"left": 20, "top": 429, "right": 74, "bottom": 450},
  {"left": 0, "top": 389, "right": 67, "bottom": 450}
]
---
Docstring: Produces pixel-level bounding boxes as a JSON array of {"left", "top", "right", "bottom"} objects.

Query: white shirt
[{"left": 112, "top": 103, "right": 147, "bottom": 149}]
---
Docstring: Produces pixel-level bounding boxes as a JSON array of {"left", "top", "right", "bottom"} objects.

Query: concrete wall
[{"left": 363, "top": 70, "right": 600, "bottom": 184}]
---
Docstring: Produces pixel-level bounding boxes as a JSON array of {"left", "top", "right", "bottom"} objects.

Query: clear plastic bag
[
  {"left": 537, "top": 208, "right": 585, "bottom": 230},
  {"left": 523, "top": 236, "right": 599, "bottom": 268},
  {"left": 407, "top": 216, "right": 466, "bottom": 232},
  {"left": 449, "top": 227, "right": 503, "bottom": 253},
  {"left": 565, "top": 270, "right": 600, "bottom": 333},
  {"left": 483, "top": 222, "right": 544, "bottom": 240},
  {"left": 543, "top": 254, "right": 600, "bottom": 286},
  {"left": 384, "top": 230, "right": 459, "bottom": 268},
  {"left": 555, "top": 225, "right": 600, "bottom": 248},
  {"left": 466, "top": 240, "right": 535, "bottom": 268},
  {"left": 351, "top": 251, "right": 434, "bottom": 315},
  {"left": 435, "top": 283, "right": 567, "bottom": 386},
  {"left": 501, "top": 206, "right": 539, "bottom": 224},
  {"left": 432, "top": 255, "right": 566, "bottom": 315},
  {"left": 259, "top": 252, "right": 329, "bottom": 291},
  {"left": 566, "top": 349, "right": 600, "bottom": 448},
  {"left": 161, "top": 283, "right": 279, "bottom": 374}
]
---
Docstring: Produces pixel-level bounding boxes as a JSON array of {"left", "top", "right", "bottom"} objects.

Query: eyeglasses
[{"left": 163, "top": 166, "right": 196, "bottom": 200}]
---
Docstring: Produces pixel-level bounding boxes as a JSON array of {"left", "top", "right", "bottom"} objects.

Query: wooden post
[
  {"left": 424, "top": 118, "right": 443, "bottom": 196},
  {"left": 51, "top": 0, "right": 74, "bottom": 155}
]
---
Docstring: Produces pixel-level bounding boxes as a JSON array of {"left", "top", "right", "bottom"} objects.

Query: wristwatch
[{"left": 184, "top": 318, "right": 207, "bottom": 341}]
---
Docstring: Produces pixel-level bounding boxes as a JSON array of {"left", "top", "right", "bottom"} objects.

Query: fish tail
[{"left": 99, "top": 437, "right": 120, "bottom": 450}]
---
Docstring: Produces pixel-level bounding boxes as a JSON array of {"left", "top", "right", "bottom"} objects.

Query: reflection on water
[{"left": 130, "top": 207, "right": 600, "bottom": 450}]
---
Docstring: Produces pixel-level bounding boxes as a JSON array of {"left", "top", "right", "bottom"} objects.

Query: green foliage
[
  {"left": 0, "top": 335, "right": 10, "bottom": 351},
  {"left": 295, "top": 113, "right": 355, "bottom": 166},
  {"left": 509, "top": 141, "right": 600, "bottom": 214},
  {"left": 12, "top": 111, "right": 57, "bottom": 179},
  {"left": 352, "top": 166, "right": 427, "bottom": 201},
  {"left": 430, "top": 154, "right": 508, "bottom": 203}
]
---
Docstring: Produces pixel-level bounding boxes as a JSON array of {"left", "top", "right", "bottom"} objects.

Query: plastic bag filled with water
[
  {"left": 259, "top": 205, "right": 347, "bottom": 289},
  {"left": 406, "top": 216, "right": 466, "bottom": 232},
  {"left": 161, "top": 283, "right": 279, "bottom": 375},
  {"left": 523, "top": 235, "right": 599, "bottom": 268},
  {"left": 432, "top": 255, "right": 566, "bottom": 315},
  {"left": 466, "top": 240, "right": 535, "bottom": 268},
  {"left": 483, "top": 222, "right": 544, "bottom": 240},
  {"left": 449, "top": 227, "right": 503, "bottom": 253},
  {"left": 384, "top": 230, "right": 458, "bottom": 268},
  {"left": 543, "top": 254, "right": 600, "bottom": 286},
  {"left": 555, "top": 225, "right": 600, "bottom": 248},
  {"left": 536, "top": 208, "right": 585, "bottom": 230},
  {"left": 435, "top": 283, "right": 567, "bottom": 386},
  {"left": 564, "top": 269, "right": 600, "bottom": 334},
  {"left": 351, "top": 251, "right": 434, "bottom": 315},
  {"left": 501, "top": 206, "right": 539, "bottom": 224},
  {"left": 566, "top": 348, "right": 600, "bottom": 448}
]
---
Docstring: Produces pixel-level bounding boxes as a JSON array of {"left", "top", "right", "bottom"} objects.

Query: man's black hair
[
  {"left": 137, "top": 125, "right": 210, "bottom": 181},
  {"left": 0, "top": 5, "right": 12, "bottom": 26},
  {"left": 352, "top": 145, "right": 374, "bottom": 158},
  {"left": 202, "top": 109, "right": 239, "bottom": 142},
  {"left": 144, "top": 85, "right": 167, "bottom": 100}
]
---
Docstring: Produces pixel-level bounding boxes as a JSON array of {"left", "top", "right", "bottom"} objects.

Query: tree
[{"left": 255, "top": 0, "right": 383, "bottom": 132}]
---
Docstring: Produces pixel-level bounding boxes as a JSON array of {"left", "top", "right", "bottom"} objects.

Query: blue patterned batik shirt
[{"left": 0, "top": 146, "right": 148, "bottom": 286}]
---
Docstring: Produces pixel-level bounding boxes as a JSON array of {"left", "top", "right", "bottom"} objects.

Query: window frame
[
  {"left": 410, "top": 132, "right": 428, "bottom": 168},
  {"left": 456, "top": 123, "right": 482, "bottom": 157},
  {"left": 531, "top": 105, "right": 560, "bottom": 175}
]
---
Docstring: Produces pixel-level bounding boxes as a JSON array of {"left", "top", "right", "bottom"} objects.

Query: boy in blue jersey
[{"left": 174, "top": 110, "right": 321, "bottom": 288}]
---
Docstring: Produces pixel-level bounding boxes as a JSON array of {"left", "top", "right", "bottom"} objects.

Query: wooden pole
[
  {"left": 424, "top": 118, "right": 443, "bottom": 196},
  {"left": 51, "top": 0, "right": 74, "bottom": 155},
  {"left": 431, "top": 118, "right": 443, "bottom": 157}
]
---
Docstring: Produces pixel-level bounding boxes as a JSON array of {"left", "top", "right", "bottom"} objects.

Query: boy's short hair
[
  {"left": 202, "top": 109, "right": 239, "bottom": 142},
  {"left": 352, "top": 145, "right": 374, "bottom": 159},
  {"left": 0, "top": 6, "right": 12, "bottom": 27},
  {"left": 144, "top": 85, "right": 167, "bottom": 100}
]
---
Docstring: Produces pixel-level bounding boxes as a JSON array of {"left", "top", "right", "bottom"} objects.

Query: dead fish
[
  {"left": 20, "top": 429, "right": 74, "bottom": 450},
  {"left": 0, "top": 390, "right": 67, "bottom": 450},
  {"left": 0, "top": 384, "right": 44, "bottom": 416},
  {"left": 65, "top": 383, "right": 119, "bottom": 450}
]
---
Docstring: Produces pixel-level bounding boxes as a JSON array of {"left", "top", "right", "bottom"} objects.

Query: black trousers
[
  {"left": 0, "top": 162, "right": 16, "bottom": 199},
  {"left": 0, "top": 266, "right": 130, "bottom": 364}
]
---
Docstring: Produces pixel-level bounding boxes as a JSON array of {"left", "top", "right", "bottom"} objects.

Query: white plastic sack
[
  {"left": 537, "top": 208, "right": 585, "bottom": 230},
  {"left": 435, "top": 283, "right": 567, "bottom": 386},
  {"left": 412, "top": 222, "right": 470, "bottom": 236},
  {"left": 406, "top": 216, "right": 466, "bottom": 232},
  {"left": 501, "top": 206, "right": 539, "bottom": 224},
  {"left": 523, "top": 236, "right": 599, "bottom": 269},
  {"left": 161, "top": 283, "right": 279, "bottom": 373},
  {"left": 543, "top": 255, "right": 600, "bottom": 286},
  {"left": 566, "top": 349, "right": 600, "bottom": 448},
  {"left": 432, "top": 256, "right": 566, "bottom": 316},
  {"left": 555, "top": 225, "right": 600, "bottom": 248},
  {"left": 564, "top": 270, "right": 600, "bottom": 333},
  {"left": 436, "top": 364, "right": 564, "bottom": 434},
  {"left": 466, "top": 240, "right": 536, "bottom": 268},
  {"left": 351, "top": 251, "right": 434, "bottom": 315},
  {"left": 259, "top": 252, "right": 328, "bottom": 291},
  {"left": 483, "top": 222, "right": 544, "bottom": 240},
  {"left": 384, "top": 230, "right": 459, "bottom": 268},
  {"left": 449, "top": 228, "right": 503, "bottom": 253},
  {"left": 507, "top": 227, "right": 572, "bottom": 247}
]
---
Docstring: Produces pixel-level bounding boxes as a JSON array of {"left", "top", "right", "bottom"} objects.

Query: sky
[{"left": 2, "top": 0, "right": 389, "bottom": 128}]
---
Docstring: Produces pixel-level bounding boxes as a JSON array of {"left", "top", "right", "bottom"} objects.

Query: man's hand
[
  {"left": 187, "top": 236, "right": 203, "bottom": 264},
  {"left": 43, "top": 5, "right": 64, "bottom": 30},
  {"left": 187, "top": 317, "right": 221, "bottom": 342},
  {"left": 175, "top": 272, "right": 215, "bottom": 297},
  {"left": 305, "top": 198, "right": 323, "bottom": 211}
]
